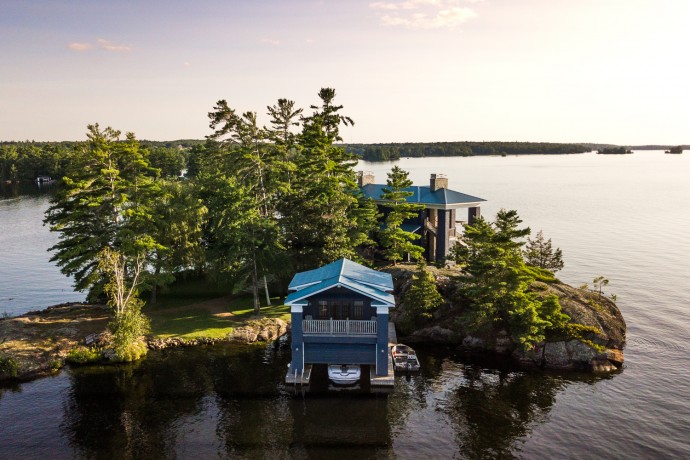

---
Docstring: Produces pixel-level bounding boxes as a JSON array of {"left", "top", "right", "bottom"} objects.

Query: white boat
[
  {"left": 391, "top": 344, "right": 421, "bottom": 372},
  {"left": 327, "top": 364, "right": 361, "bottom": 385}
]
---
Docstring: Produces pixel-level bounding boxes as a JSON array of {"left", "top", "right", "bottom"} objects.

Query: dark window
[
  {"left": 353, "top": 301, "right": 364, "bottom": 320},
  {"left": 341, "top": 302, "right": 350, "bottom": 320},
  {"left": 319, "top": 301, "right": 329, "bottom": 318}
]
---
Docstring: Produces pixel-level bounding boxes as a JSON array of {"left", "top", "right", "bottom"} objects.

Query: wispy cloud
[
  {"left": 370, "top": 0, "right": 479, "bottom": 29},
  {"left": 97, "top": 39, "right": 132, "bottom": 52},
  {"left": 68, "top": 42, "right": 92, "bottom": 52},
  {"left": 261, "top": 38, "right": 281, "bottom": 46}
]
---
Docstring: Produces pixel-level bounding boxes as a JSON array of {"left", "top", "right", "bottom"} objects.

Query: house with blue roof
[
  {"left": 358, "top": 172, "right": 486, "bottom": 261},
  {"left": 286, "top": 258, "right": 394, "bottom": 380}
]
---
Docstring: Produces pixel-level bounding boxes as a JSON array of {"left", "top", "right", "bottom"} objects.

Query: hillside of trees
[{"left": 345, "top": 141, "right": 592, "bottom": 161}]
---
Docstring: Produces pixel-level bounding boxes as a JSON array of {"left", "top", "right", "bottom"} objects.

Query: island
[{"left": 597, "top": 147, "right": 633, "bottom": 154}]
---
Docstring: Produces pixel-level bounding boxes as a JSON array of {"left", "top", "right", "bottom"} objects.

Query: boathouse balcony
[{"left": 303, "top": 318, "right": 377, "bottom": 335}]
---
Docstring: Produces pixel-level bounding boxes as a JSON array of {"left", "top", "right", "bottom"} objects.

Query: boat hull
[{"left": 327, "top": 364, "right": 361, "bottom": 385}]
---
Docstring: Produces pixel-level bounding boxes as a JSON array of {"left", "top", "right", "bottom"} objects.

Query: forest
[{"left": 345, "top": 141, "right": 592, "bottom": 161}]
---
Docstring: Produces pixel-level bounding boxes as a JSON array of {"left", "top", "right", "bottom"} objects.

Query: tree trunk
[{"left": 263, "top": 275, "right": 271, "bottom": 305}]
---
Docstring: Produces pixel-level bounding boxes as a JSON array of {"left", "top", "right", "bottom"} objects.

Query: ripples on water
[
  {"left": 1, "top": 152, "right": 689, "bottom": 458},
  {"left": 0, "top": 190, "right": 84, "bottom": 315}
]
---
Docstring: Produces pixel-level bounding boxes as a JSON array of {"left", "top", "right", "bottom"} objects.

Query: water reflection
[{"left": 54, "top": 342, "right": 612, "bottom": 459}]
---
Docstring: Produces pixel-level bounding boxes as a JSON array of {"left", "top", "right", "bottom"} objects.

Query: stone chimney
[
  {"left": 430, "top": 173, "right": 448, "bottom": 192},
  {"left": 357, "top": 171, "right": 375, "bottom": 187}
]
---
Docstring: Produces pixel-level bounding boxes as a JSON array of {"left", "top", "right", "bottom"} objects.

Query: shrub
[
  {"left": 0, "top": 355, "right": 19, "bottom": 378},
  {"left": 109, "top": 297, "right": 150, "bottom": 362},
  {"left": 66, "top": 346, "right": 102, "bottom": 364}
]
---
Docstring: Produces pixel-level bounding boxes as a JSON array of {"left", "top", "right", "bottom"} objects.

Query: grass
[{"left": 146, "top": 296, "right": 290, "bottom": 339}]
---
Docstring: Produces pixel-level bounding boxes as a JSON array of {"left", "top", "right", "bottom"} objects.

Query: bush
[
  {"left": 111, "top": 339, "right": 148, "bottom": 362},
  {"left": 0, "top": 355, "right": 19, "bottom": 378},
  {"left": 109, "top": 298, "right": 150, "bottom": 362},
  {"left": 66, "top": 346, "right": 102, "bottom": 364}
]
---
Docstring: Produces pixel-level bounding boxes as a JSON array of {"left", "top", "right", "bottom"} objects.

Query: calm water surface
[{"left": 1, "top": 151, "right": 689, "bottom": 458}]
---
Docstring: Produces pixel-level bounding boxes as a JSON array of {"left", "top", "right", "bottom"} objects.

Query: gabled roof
[
  {"left": 285, "top": 258, "right": 395, "bottom": 307},
  {"left": 360, "top": 183, "right": 485, "bottom": 209}
]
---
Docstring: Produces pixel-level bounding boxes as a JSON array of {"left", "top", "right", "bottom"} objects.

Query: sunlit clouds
[
  {"left": 97, "top": 39, "right": 132, "bottom": 52},
  {"left": 67, "top": 39, "right": 131, "bottom": 52},
  {"left": 370, "top": 0, "right": 479, "bottom": 29},
  {"left": 68, "top": 42, "right": 92, "bottom": 52},
  {"left": 261, "top": 38, "right": 281, "bottom": 46}
]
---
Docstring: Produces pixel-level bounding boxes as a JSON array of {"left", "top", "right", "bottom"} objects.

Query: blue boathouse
[{"left": 285, "top": 258, "right": 395, "bottom": 380}]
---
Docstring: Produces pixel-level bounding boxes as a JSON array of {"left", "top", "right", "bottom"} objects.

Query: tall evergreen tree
[
  {"left": 379, "top": 166, "right": 424, "bottom": 264},
  {"left": 148, "top": 179, "right": 207, "bottom": 304},
  {"left": 280, "top": 88, "right": 375, "bottom": 270},
  {"left": 451, "top": 210, "right": 566, "bottom": 350},
  {"left": 44, "top": 124, "right": 162, "bottom": 298},
  {"left": 206, "top": 103, "right": 285, "bottom": 313}
]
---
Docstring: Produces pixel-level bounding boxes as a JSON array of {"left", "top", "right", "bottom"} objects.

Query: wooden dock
[
  {"left": 285, "top": 364, "right": 312, "bottom": 385},
  {"left": 286, "top": 323, "right": 398, "bottom": 387}
]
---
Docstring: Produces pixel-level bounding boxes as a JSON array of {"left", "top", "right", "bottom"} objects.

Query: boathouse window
[
  {"left": 353, "top": 301, "right": 364, "bottom": 320},
  {"left": 318, "top": 301, "right": 329, "bottom": 318}
]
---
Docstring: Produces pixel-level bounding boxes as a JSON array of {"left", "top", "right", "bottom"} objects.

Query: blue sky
[{"left": 1, "top": 0, "right": 688, "bottom": 144}]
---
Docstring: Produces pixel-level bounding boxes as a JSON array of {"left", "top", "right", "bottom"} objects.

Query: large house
[
  {"left": 285, "top": 258, "right": 394, "bottom": 381},
  {"left": 358, "top": 172, "right": 486, "bottom": 261}
]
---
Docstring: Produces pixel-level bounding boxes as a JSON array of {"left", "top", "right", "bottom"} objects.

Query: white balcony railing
[{"left": 303, "top": 319, "right": 377, "bottom": 335}]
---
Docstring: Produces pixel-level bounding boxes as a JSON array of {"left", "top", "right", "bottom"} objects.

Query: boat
[
  {"left": 327, "top": 364, "right": 361, "bottom": 385},
  {"left": 391, "top": 344, "right": 421, "bottom": 372}
]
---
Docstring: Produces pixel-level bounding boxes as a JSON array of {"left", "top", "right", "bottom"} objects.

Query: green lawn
[
  {"left": 143, "top": 275, "right": 290, "bottom": 339},
  {"left": 147, "top": 298, "right": 290, "bottom": 339}
]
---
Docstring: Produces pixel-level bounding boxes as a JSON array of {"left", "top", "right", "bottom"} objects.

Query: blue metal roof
[
  {"left": 285, "top": 258, "right": 395, "bottom": 307},
  {"left": 360, "top": 183, "right": 485, "bottom": 208}
]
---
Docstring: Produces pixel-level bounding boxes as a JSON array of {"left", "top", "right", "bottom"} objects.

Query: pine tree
[
  {"left": 451, "top": 210, "right": 568, "bottom": 350},
  {"left": 44, "top": 124, "right": 162, "bottom": 298},
  {"left": 279, "top": 88, "right": 375, "bottom": 270},
  {"left": 523, "top": 230, "right": 564, "bottom": 272},
  {"left": 379, "top": 166, "right": 424, "bottom": 264},
  {"left": 403, "top": 261, "right": 443, "bottom": 323}
]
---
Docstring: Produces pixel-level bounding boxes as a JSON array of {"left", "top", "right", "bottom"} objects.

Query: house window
[
  {"left": 318, "top": 301, "right": 329, "bottom": 318},
  {"left": 353, "top": 301, "right": 364, "bottom": 320},
  {"left": 341, "top": 302, "right": 350, "bottom": 320}
]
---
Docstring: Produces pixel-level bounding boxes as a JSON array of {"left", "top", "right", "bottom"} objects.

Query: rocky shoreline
[
  {"left": 0, "top": 304, "right": 289, "bottom": 382},
  {"left": 2, "top": 269, "right": 626, "bottom": 383},
  {"left": 389, "top": 267, "right": 626, "bottom": 373}
]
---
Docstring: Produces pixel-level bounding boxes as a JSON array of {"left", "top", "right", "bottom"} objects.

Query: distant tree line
[
  {"left": 345, "top": 142, "right": 591, "bottom": 161},
  {"left": 0, "top": 141, "right": 189, "bottom": 183}
]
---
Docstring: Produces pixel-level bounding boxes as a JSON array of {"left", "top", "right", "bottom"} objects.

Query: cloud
[
  {"left": 261, "top": 38, "right": 281, "bottom": 46},
  {"left": 370, "top": 0, "right": 479, "bottom": 29},
  {"left": 183, "top": 61, "right": 191, "bottom": 68},
  {"left": 68, "top": 42, "right": 92, "bottom": 52},
  {"left": 97, "top": 39, "right": 132, "bottom": 52}
]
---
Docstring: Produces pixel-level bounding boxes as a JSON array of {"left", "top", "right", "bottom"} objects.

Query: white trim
[
  {"left": 288, "top": 280, "right": 322, "bottom": 291},
  {"left": 422, "top": 202, "right": 484, "bottom": 210},
  {"left": 372, "top": 199, "right": 484, "bottom": 210},
  {"left": 290, "top": 304, "right": 305, "bottom": 313},
  {"left": 285, "top": 281, "right": 394, "bottom": 307},
  {"left": 376, "top": 306, "right": 390, "bottom": 315}
]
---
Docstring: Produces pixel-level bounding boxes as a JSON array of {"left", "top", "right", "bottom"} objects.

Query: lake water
[{"left": 1, "top": 151, "right": 689, "bottom": 458}]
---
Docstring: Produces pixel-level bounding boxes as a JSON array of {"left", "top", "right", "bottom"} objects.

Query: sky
[{"left": 1, "top": 0, "right": 688, "bottom": 144}]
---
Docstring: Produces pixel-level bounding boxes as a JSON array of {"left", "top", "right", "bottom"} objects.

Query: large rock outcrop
[{"left": 387, "top": 265, "right": 626, "bottom": 372}]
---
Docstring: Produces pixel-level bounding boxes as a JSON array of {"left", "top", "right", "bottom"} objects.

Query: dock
[
  {"left": 286, "top": 322, "right": 398, "bottom": 387},
  {"left": 285, "top": 364, "right": 312, "bottom": 385}
]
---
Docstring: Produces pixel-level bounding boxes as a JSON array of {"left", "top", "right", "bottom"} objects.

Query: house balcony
[{"left": 303, "top": 319, "right": 377, "bottom": 335}]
